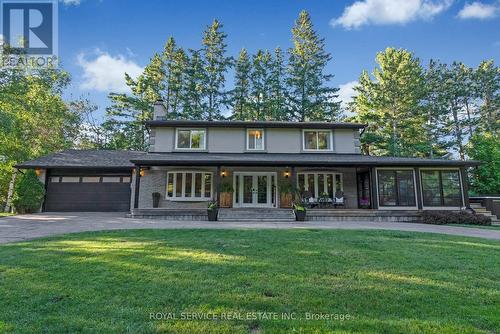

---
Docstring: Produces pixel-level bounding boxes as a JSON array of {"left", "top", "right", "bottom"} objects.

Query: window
[
  {"left": 377, "top": 170, "right": 416, "bottom": 207},
  {"left": 421, "top": 170, "right": 462, "bottom": 207},
  {"left": 303, "top": 130, "right": 332, "bottom": 151},
  {"left": 61, "top": 177, "right": 80, "bottom": 183},
  {"left": 82, "top": 176, "right": 100, "bottom": 183},
  {"left": 175, "top": 129, "right": 206, "bottom": 150},
  {"left": 50, "top": 177, "right": 60, "bottom": 183},
  {"left": 166, "top": 172, "right": 212, "bottom": 200},
  {"left": 297, "top": 172, "right": 343, "bottom": 198},
  {"left": 247, "top": 129, "right": 264, "bottom": 150},
  {"left": 102, "top": 177, "right": 120, "bottom": 183}
]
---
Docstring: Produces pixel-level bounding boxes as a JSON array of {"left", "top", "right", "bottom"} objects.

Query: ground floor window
[
  {"left": 377, "top": 170, "right": 416, "bottom": 206},
  {"left": 166, "top": 171, "right": 212, "bottom": 200},
  {"left": 297, "top": 172, "right": 343, "bottom": 198},
  {"left": 421, "top": 170, "right": 462, "bottom": 207}
]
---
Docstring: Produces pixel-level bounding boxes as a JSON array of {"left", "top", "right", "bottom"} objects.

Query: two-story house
[{"left": 17, "top": 101, "right": 478, "bottom": 219}]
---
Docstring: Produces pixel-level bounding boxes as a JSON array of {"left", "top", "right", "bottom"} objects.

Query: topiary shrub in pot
[
  {"left": 13, "top": 170, "right": 45, "bottom": 214},
  {"left": 152, "top": 192, "right": 161, "bottom": 208},
  {"left": 207, "top": 201, "right": 218, "bottom": 221},
  {"left": 293, "top": 202, "right": 306, "bottom": 221}
]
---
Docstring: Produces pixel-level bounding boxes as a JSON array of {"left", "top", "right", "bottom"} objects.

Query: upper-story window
[
  {"left": 176, "top": 129, "right": 206, "bottom": 150},
  {"left": 303, "top": 130, "right": 333, "bottom": 151},
  {"left": 247, "top": 129, "right": 264, "bottom": 150}
]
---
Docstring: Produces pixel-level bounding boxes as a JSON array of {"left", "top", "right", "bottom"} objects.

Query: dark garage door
[{"left": 45, "top": 175, "right": 131, "bottom": 212}]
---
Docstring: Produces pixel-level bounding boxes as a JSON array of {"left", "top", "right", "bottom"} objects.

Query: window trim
[
  {"left": 166, "top": 171, "right": 213, "bottom": 201},
  {"left": 302, "top": 129, "right": 334, "bottom": 152},
  {"left": 246, "top": 128, "right": 265, "bottom": 151},
  {"left": 419, "top": 168, "right": 464, "bottom": 209},
  {"left": 375, "top": 167, "right": 418, "bottom": 210},
  {"left": 174, "top": 128, "right": 207, "bottom": 150}
]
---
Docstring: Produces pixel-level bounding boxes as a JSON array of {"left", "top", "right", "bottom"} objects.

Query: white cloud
[
  {"left": 337, "top": 81, "right": 359, "bottom": 110},
  {"left": 457, "top": 1, "right": 500, "bottom": 19},
  {"left": 61, "top": 0, "right": 81, "bottom": 5},
  {"left": 330, "top": 0, "right": 453, "bottom": 29},
  {"left": 77, "top": 50, "right": 143, "bottom": 93}
]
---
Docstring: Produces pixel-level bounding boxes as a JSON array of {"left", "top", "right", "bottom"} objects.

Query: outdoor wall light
[
  {"left": 35, "top": 169, "right": 43, "bottom": 177},
  {"left": 140, "top": 168, "right": 147, "bottom": 177},
  {"left": 221, "top": 170, "right": 227, "bottom": 178},
  {"left": 284, "top": 170, "right": 290, "bottom": 178}
]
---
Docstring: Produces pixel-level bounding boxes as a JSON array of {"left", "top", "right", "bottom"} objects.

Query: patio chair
[{"left": 334, "top": 191, "right": 345, "bottom": 208}]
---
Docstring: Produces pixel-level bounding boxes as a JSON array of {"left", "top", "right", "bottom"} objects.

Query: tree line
[
  {"left": 0, "top": 10, "right": 499, "bottom": 211},
  {"left": 95, "top": 11, "right": 340, "bottom": 150}
]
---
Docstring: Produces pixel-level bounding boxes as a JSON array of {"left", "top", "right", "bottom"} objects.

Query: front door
[{"left": 234, "top": 172, "right": 276, "bottom": 207}]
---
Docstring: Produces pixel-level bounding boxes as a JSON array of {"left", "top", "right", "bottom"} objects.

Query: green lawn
[
  {"left": 449, "top": 224, "right": 500, "bottom": 230},
  {"left": 0, "top": 213, "right": 14, "bottom": 217},
  {"left": 0, "top": 230, "right": 498, "bottom": 334}
]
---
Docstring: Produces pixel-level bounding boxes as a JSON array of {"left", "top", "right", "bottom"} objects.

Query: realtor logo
[{"left": 1, "top": 0, "right": 57, "bottom": 67}]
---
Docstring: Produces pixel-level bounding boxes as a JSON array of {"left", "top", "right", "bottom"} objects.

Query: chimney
[{"left": 153, "top": 100, "right": 167, "bottom": 120}]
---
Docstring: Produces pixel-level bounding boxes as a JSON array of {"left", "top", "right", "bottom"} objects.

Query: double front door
[{"left": 234, "top": 172, "right": 276, "bottom": 208}]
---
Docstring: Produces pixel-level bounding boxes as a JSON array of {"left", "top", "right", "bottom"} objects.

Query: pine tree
[
  {"left": 168, "top": 48, "right": 188, "bottom": 118},
  {"left": 250, "top": 50, "right": 273, "bottom": 120},
  {"left": 286, "top": 10, "right": 339, "bottom": 121},
  {"left": 201, "top": 19, "right": 231, "bottom": 120},
  {"left": 352, "top": 48, "right": 427, "bottom": 157},
  {"left": 476, "top": 60, "right": 500, "bottom": 135},
  {"left": 268, "top": 47, "right": 287, "bottom": 120},
  {"left": 229, "top": 48, "right": 252, "bottom": 120},
  {"left": 181, "top": 49, "right": 206, "bottom": 120}
]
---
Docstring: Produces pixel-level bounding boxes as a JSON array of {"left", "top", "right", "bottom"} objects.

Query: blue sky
[{"left": 58, "top": 0, "right": 500, "bottom": 119}]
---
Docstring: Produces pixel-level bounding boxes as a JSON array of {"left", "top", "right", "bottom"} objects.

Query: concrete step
[{"left": 218, "top": 208, "right": 295, "bottom": 222}]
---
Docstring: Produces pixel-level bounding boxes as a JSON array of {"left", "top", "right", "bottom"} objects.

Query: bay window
[
  {"left": 421, "top": 170, "right": 462, "bottom": 207},
  {"left": 175, "top": 129, "right": 206, "bottom": 150},
  {"left": 166, "top": 172, "right": 212, "bottom": 200},
  {"left": 377, "top": 170, "right": 416, "bottom": 207},
  {"left": 303, "top": 130, "right": 332, "bottom": 151}
]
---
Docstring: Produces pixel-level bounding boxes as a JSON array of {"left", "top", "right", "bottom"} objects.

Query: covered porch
[{"left": 129, "top": 152, "right": 477, "bottom": 218}]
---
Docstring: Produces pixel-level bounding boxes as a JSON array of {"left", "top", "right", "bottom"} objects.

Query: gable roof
[
  {"left": 145, "top": 120, "right": 366, "bottom": 130},
  {"left": 16, "top": 150, "right": 145, "bottom": 169}
]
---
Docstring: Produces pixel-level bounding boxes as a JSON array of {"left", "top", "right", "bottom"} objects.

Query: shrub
[
  {"left": 420, "top": 211, "right": 492, "bottom": 226},
  {"left": 13, "top": 170, "right": 45, "bottom": 214}
]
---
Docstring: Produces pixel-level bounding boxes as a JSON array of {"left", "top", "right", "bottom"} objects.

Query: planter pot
[
  {"left": 294, "top": 210, "right": 306, "bottom": 221},
  {"left": 220, "top": 192, "right": 233, "bottom": 208},
  {"left": 207, "top": 209, "right": 218, "bottom": 221},
  {"left": 152, "top": 194, "right": 161, "bottom": 208},
  {"left": 280, "top": 193, "right": 293, "bottom": 208}
]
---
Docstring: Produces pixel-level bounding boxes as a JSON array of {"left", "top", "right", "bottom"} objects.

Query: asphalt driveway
[{"left": 0, "top": 212, "right": 499, "bottom": 244}]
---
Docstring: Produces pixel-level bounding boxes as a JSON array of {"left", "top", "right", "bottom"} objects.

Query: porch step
[
  {"left": 218, "top": 208, "right": 295, "bottom": 222},
  {"left": 469, "top": 203, "right": 498, "bottom": 223}
]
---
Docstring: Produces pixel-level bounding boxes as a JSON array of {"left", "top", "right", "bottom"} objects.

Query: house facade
[{"left": 17, "top": 101, "right": 478, "bottom": 215}]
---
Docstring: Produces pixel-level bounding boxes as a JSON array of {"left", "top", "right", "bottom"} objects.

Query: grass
[
  {"left": 0, "top": 229, "right": 499, "bottom": 334},
  {"left": 449, "top": 224, "right": 500, "bottom": 230},
  {"left": 0, "top": 213, "right": 14, "bottom": 217}
]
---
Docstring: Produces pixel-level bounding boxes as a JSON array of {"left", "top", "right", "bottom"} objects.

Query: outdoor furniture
[{"left": 334, "top": 191, "right": 345, "bottom": 208}]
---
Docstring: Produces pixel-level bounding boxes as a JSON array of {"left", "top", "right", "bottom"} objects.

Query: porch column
[
  {"left": 370, "top": 167, "right": 378, "bottom": 209},
  {"left": 290, "top": 166, "right": 297, "bottom": 201},
  {"left": 216, "top": 166, "right": 221, "bottom": 207},
  {"left": 414, "top": 167, "right": 423, "bottom": 210},
  {"left": 133, "top": 166, "right": 141, "bottom": 209},
  {"left": 460, "top": 166, "right": 470, "bottom": 208}
]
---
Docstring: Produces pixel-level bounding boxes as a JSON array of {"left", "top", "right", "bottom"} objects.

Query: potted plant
[
  {"left": 220, "top": 182, "right": 234, "bottom": 208},
  {"left": 293, "top": 202, "right": 306, "bottom": 221},
  {"left": 279, "top": 181, "right": 294, "bottom": 208},
  {"left": 207, "top": 201, "right": 218, "bottom": 221},
  {"left": 152, "top": 192, "right": 161, "bottom": 208}
]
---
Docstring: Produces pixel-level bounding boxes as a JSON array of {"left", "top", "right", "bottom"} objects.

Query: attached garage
[
  {"left": 16, "top": 150, "right": 144, "bottom": 213},
  {"left": 45, "top": 174, "right": 132, "bottom": 212}
]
